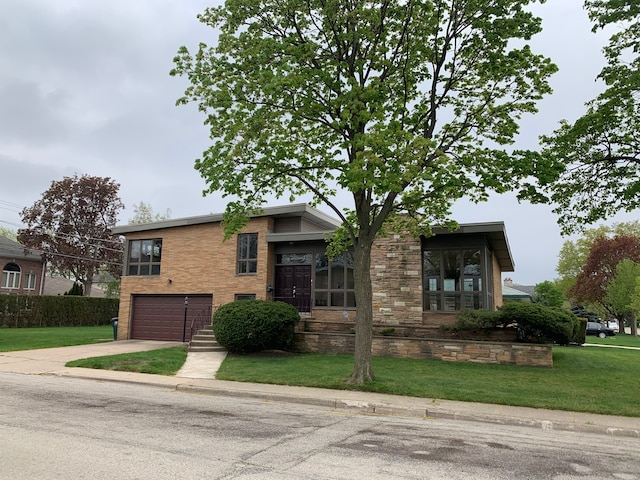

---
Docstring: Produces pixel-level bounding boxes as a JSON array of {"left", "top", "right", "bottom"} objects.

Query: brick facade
[
  {"left": 0, "top": 257, "right": 45, "bottom": 295},
  {"left": 116, "top": 217, "right": 275, "bottom": 340}
]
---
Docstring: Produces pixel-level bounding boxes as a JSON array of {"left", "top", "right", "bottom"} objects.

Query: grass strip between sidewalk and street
[
  {"left": 66, "top": 346, "right": 188, "bottom": 376},
  {"left": 0, "top": 326, "right": 113, "bottom": 352}
]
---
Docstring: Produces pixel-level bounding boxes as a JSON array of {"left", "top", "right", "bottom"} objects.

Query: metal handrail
[{"left": 188, "top": 305, "right": 213, "bottom": 344}]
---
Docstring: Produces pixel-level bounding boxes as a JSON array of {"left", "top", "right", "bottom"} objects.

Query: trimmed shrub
[
  {"left": 212, "top": 300, "right": 300, "bottom": 354},
  {"left": 442, "top": 309, "right": 502, "bottom": 332},
  {"left": 498, "top": 302, "right": 578, "bottom": 345},
  {"left": 0, "top": 295, "right": 119, "bottom": 328}
]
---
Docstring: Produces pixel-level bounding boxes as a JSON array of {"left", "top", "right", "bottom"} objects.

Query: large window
[
  {"left": 237, "top": 233, "right": 258, "bottom": 274},
  {"left": 2, "top": 263, "right": 21, "bottom": 289},
  {"left": 314, "top": 252, "right": 355, "bottom": 308},
  {"left": 423, "top": 248, "right": 483, "bottom": 311},
  {"left": 128, "top": 239, "right": 162, "bottom": 276}
]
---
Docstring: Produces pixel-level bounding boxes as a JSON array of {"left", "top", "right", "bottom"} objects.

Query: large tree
[
  {"left": 172, "top": 0, "right": 557, "bottom": 383},
  {"left": 605, "top": 259, "right": 640, "bottom": 336},
  {"left": 569, "top": 235, "right": 640, "bottom": 336},
  {"left": 528, "top": 0, "right": 640, "bottom": 234},
  {"left": 128, "top": 201, "right": 172, "bottom": 225},
  {"left": 556, "top": 221, "right": 640, "bottom": 294},
  {"left": 18, "top": 174, "right": 124, "bottom": 296}
]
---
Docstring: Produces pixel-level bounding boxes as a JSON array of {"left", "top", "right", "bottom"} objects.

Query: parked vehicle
[
  {"left": 586, "top": 321, "right": 616, "bottom": 338},
  {"left": 607, "top": 320, "right": 620, "bottom": 333}
]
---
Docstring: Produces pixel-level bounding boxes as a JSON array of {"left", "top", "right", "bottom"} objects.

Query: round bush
[
  {"left": 212, "top": 300, "right": 300, "bottom": 354},
  {"left": 498, "top": 302, "right": 577, "bottom": 345}
]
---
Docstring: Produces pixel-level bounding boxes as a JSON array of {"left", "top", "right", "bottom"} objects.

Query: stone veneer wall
[
  {"left": 293, "top": 332, "right": 553, "bottom": 367},
  {"left": 370, "top": 234, "right": 423, "bottom": 326}
]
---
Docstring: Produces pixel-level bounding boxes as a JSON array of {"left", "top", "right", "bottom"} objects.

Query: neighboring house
[
  {"left": 502, "top": 285, "right": 533, "bottom": 302},
  {"left": 0, "top": 236, "right": 46, "bottom": 295},
  {"left": 502, "top": 278, "right": 535, "bottom": 302},
  {"left": 111, "top": 203, "right": 515, "bottom": 342},
  {"left": 42, "top": 275, "right": 107, "bottom": 297}
]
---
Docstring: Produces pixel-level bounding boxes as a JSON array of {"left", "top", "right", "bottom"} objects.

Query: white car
[{"left": 607, "top": 320, "right": 620, "bottom": 333}]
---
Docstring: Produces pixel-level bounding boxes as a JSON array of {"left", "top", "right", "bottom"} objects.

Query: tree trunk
[{"left": 347, "top": 239, "right": 374, "bottom": 384}]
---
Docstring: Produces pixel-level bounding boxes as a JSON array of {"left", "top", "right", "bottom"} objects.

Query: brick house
[
  {"left": 0, "top": 236, "right": 46, "bottom": 295},
  {"left": 111, "top": 203, "right": 514, "bottom": 343}
]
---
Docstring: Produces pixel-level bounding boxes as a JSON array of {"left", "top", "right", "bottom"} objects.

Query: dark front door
[{"left": 274, "top": 265, "right": 311, "bottom": 313}]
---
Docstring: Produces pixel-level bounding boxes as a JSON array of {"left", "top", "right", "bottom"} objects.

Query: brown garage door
[{"left": 131, "top": 295, "right": 213, "bottom": 341}]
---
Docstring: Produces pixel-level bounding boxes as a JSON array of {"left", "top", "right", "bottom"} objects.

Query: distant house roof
[
  {"left": 502, "top": 285, "right": 532, "bottom": 300},
  {"left": 0, "top": 236, "right": 42, "bottom": 262},
  {"left": 508, "top": 284, "right": 536, "bottom": 297},
  {"left": 111, "top": 203, "right": 342, "bottom": 235}
]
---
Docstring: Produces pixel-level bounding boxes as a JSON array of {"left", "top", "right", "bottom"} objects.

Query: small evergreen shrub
[
  {"left": 498, "top": 302, "right": 577, "bottom": 345},
  {"left": 64, "top": 282, "right": 84, "bottom": 296},
  {"left": 212, "top": 300, "right": 300, "bottom": 354},
  {"left": 442, "top": 309, "right": 503, "bottom": 332}
]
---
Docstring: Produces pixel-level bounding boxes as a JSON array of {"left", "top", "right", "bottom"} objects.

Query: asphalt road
[{"left": 1, "top": 372, "right": 639, "bottom": 480}]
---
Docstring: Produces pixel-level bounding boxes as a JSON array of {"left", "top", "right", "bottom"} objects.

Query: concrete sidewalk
[{"left": 1, "top": 340, "right": 639, "bottom": 439}]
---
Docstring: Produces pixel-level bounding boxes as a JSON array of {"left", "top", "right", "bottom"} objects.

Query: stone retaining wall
[{"left": 293, "top": 332, "right": 553, "bottom": 367}]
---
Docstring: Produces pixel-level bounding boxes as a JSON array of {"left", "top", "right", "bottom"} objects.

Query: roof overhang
[
  {"left": 111, "top": 203, "right": 342, "bottom": 235},
  {"left": 266, "top": 231, "right": 334, "bottom": 243}
]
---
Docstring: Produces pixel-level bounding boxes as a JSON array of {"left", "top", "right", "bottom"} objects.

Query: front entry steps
[{"left": 189, "top": 326, "right": 226, "bottom": 352}]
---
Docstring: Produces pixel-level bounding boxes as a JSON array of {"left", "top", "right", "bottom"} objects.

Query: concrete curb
[{"left": 44, "top": 369, "right": 640, "bottom": 439}]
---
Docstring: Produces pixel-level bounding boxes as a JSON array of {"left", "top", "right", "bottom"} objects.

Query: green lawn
[
  {"left": 585, "top": 334, "right": 640, "bottom": 348},
  {"left": 0, "top": 326, "right": 114, "bottom": 352},
  {"left": 66, "top": 346, "right": 188, "bottom": 375},
  {"left": 216, "top": 346, "right": 640, "bottom": 417}
]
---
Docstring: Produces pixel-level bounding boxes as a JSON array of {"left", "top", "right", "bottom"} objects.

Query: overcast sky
[{"left": 0, "top": 0, "right": 635, "bottom": 286}]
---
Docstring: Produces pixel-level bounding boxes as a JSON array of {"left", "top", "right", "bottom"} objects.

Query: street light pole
[{"left": 182, "top": 296, "right": 189, "bottom": 342}]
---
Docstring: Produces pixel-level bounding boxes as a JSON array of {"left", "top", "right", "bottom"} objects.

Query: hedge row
[
  {"left": 445, "top": 302, "right": 586, "bottom": 345},
  {"left": 0, "top": 295, "right": 119, "bottom": 328}
]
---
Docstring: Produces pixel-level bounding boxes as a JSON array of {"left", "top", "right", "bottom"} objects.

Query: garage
[{"left": 131, "top": 295, "right": 213, "bottom": 342}]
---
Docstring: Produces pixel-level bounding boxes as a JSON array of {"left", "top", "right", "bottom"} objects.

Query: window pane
[
  {"left": 248, "top": 261, "right": 257, "bottom": 273},
  {"left": 425, "top": 294, "right": 441, "bottom": 311},
  {"left": 423, "top": 250, "right": 440, "bottom": 276},
  {"left": 238, "top": 262, "right": 247, "bottom": 274},
  {"left": 152, "top": 240, "right": 162, "bottom": 261},
  {"left": 151, "top": 264, "right": 160, "bottom": 275},
  {"left": 315, "top": 292, "right": 328, "bottom": 306},
  {"left": 444, "top": 293, "right": 458, "bottom": 311},
  {"left": 129, "top": 241, "right": 141, "bottom": 262},
  {"left": 331, "top": 292, "right": 344, "bottom": 307},
  {"left": 345, "top": 252, "right": 355, "bottom": 289},
  {"left": 277, "top": 253, "right": 312, "bottom": 265},
  {"left": 128, "top": 265, "right": 138, "bottom": 276},
  {"left": 315, "top": 254, "right": 328, "bottom": 289},
  {"left": 442, "top": 250, "right": 460, "bottom": 291},
  {"left": 248, "top": 234, "right": 258, "bottom": 259},
  {"left": 142, "top": 240, "right": 154, "bottom": 261},
  {"left": 239, "top": 236, "right": 248, "bottom": 259},
  {"left": 140, "top": 265, "right": 150, "bottom": 275},
  {"left": 463, "top": 249, "right": 481, "bottom": 275},
  {"left": 346, "top": 291, "right": 356, "bottom": 307},
  {"left": 330, "top": 257, "right": 344, "bottom": 289}
]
